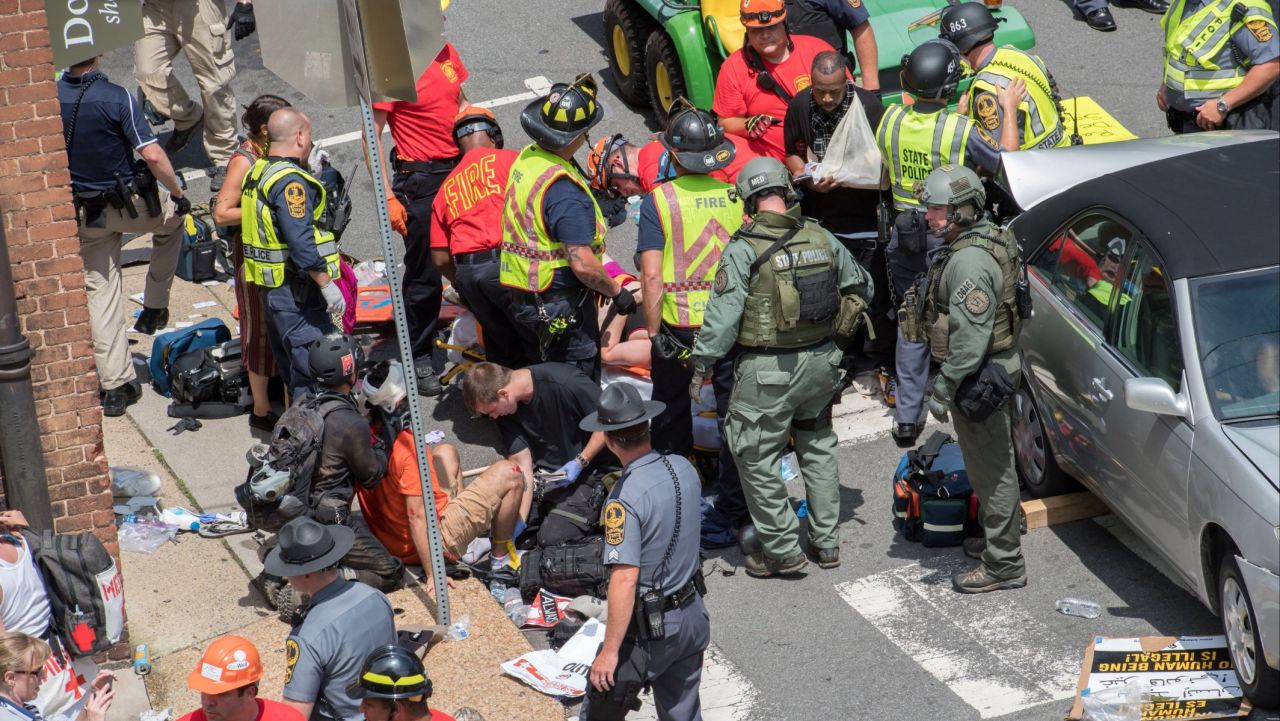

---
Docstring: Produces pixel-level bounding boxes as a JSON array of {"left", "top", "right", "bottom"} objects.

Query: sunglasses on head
[{"left": 742, "top": 10, "right": 784, "bottom": 24}]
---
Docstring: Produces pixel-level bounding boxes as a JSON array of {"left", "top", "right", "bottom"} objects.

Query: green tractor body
[{"left": 604, "top": 0, "right": 1037, "bottom": 117}]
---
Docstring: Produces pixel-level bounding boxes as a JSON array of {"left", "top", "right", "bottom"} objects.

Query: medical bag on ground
[
  {"left": 149, "top": 318, "right": 232, "bottom": 396},
  {"left": 518, "top": 536, "right": 609, "bottom": 603},
  {"left": 167, "top": 338, "right": 248, "bottom": 416},
  {"left": 176, "top": 214, "right": 218, "bottom": 282},
  {"left": 23, "top": 529, "right": 125, "bottom": 656},
  {"left": 892, "top": 432, "right": 980, "bottom": 547}
]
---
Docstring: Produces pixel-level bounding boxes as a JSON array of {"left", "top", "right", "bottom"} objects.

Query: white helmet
[{"left": 362, "top": 359, "right": 408, "bottom": 413}]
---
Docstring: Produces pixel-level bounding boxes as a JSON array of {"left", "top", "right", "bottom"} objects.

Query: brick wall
[{"left": 0, "top": 1, "right": 118, "bottom": 555}]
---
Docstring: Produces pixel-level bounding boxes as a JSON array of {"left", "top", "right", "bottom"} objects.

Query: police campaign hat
[
  {"left": 579, "top": 382, "right": 665, "bottom": 432},
  {"left": 938, "top": 2, "right": 1005, "bottom": 54},
  {"left": 660, "top": 103, "right": 736, "bottom": 174},
  {"left": 346, "top": 645, "right": 433, "bottom": 701},
  {"left": 263, "top": 517, "right": 354, "bottom": 577},
  {"left": 520, "top": 74, "right": 605, "bottom": 152}
]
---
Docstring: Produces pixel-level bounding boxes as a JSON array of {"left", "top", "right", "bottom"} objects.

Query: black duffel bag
[{"left": 518, "top": 536, "right": 609, "bottom": 603}]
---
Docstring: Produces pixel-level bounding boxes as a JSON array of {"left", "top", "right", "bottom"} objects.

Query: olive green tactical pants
[
  {"left": 725, "top": 344, "right": 844, "bottom": 559},
  {"left": 950, "top": 369, "right": 1026, "bottom": 580}
]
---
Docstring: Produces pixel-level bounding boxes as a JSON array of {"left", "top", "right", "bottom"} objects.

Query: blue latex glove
[{"left": 554, "top": 458, "right": 584, "bottom": 485}]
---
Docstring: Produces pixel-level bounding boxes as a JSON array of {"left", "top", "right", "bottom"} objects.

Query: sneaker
[
  {"left": 878, "top": 367, "right": 897, "bottom": 408},
  {"left": 743, "top": 552, "right": 808, "bottom": 578},
  {"left": 133, "top": 307, "right": 169, "bottom": 335},
  {"left": 249, "top": 409, "right": 280, "bottom": 433},
  {"left": 102, "top": 382, "right": 141, "bottom": 417},
  {"left": 165, "top": 113, "right": 203, "bottom": 154},
  {"left": 962, "top": 536, "right": 985, "bottom": 560},
  {"left": 415, "top": 366, "right": 443, "bottom": 397},
  {"left": 812, "top": 546, "right": 840, "bottom": 569},
  {"left": 951, "top": 566, "right": 1027, "bottom": 594}
]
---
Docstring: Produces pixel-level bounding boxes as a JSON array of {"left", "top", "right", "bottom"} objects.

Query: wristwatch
[{"left": 1216, "top": 98, "right": 1230, "bottom": 115}]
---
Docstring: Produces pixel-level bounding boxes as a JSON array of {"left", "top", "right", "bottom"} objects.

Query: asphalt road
[{"left": 94, "top": 2, "right": 1272, "bottom": 719}]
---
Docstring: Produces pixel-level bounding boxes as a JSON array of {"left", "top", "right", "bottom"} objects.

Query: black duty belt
[
  {"left": 393, "top": 155, "right": 459, "bottom": 174},
  {"left": 511, "top": 287, "right": 581, "bottom": 305},
  {"left": 454, "top": 247, "right": 500, "bottom": 265},
  {"left": 663, "top": 577, "right": 700, "bottom": 611},
  {"left": 742, "top": 338, "right": 833, "bottom": 356}
]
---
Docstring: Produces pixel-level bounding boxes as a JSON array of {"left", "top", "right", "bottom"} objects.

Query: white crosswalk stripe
[{"left": 837, "top": 559, "right": 1078, "bottom": 718}]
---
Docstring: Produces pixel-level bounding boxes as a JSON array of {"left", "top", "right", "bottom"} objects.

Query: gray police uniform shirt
[
  {"left": 1166, "top": 0, "right": 1280, "bottom": 111},
  {"left": 602, "top": 451, "right": 701, "bottom": 596},
  {"left": 284, "top": 579, "right": 395, "bottom": 721}
]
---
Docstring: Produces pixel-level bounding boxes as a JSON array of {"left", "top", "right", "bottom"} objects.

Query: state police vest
[
  {"left": 785, "top": 0, "right": 847, "bottom": 53},
  {"left": 876, "top": 106, "right": 974, "bottom": 211},
  {"left": 239, "top": 159, "right": 339, "bottom": 288},
  {"left": 652, "top": 175, "right": 744, "bottom": 328},
  {"left": 919, "top": 223, "right": 1022, "bottom": 361},
  {"left": 500, "top": 144, "right": 607, "bottom": 293},
  {"left": 1162, "top": 0, "right": 1276, "bottom": 101},
  {"left": 970, "top": 47, "right": 1069, "bottom": 150},
  {"left": 736, "top": 218, "right": 840, "bottom": 349}
]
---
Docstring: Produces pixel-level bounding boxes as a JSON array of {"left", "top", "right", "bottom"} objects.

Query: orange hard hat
[
  {"left": 740, "top": 0, "right": 786, "bottom": 28},
  {"left": 587, "top": 134, "right": 632, "bottom": 193},
  {"left": 187, "top": 636, "right": 263, "bottom": 695}
]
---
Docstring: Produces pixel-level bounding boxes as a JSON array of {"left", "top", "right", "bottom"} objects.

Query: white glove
[{"left": 320, "top": 281, "right": 346, "bottom": 317}]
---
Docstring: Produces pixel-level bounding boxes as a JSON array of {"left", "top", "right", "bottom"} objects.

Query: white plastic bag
[
  {"left": 811, "top": 97, "right": 883, "bottom": 189},
  {"left": 117, "top": 521, "right": 177, "bottom": 554}
]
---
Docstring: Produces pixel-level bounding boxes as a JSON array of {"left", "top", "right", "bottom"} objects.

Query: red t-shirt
[
  {"left": 715, "top": 134, "right": 758, "bottom": 184},
  {"left": 636, "top": 134, "right": 756, "bottom": 192},
  {"left": 372, "top": 43, "right": 469, "bottom": 162},
  {"left": 713, "top": 35, "right": 840, "bottom": 160},
  {"left": 637, "top": 142, "right": 666, "bottom": 194},
  {"left": 178, "top": 700, "right": 303, "bottom": 721},
  {"left": 430, "top": 147, "right": 517, "bottom": 254},
  {"left": 356, "top": 432, "right": 446, "bottom": 565}
]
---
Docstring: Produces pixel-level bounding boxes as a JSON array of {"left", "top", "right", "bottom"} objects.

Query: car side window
[
  {"left": 1031, "top": 215, "right": 1129, "bottom": 331},
  {"left": 1110, "top": 242, "right": 1184, "bottom": 388}
]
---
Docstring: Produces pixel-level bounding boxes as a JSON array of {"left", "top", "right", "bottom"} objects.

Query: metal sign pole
[{"left": 358, "top": 98, "right": 451, "bottom": 625}]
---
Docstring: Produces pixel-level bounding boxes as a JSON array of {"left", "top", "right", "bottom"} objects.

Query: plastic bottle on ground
[
  {"left": 158, "top": 507, "right": 201, "bottom": 532},
  {"left": 1055, "top": 598, "right": 1102, "bottom": 619},
  {"left": 503, "top": 587, "right": 527, "bottom": 626},
  {"left": 447, "top": 615, "right": 471, "bottom": 641}
]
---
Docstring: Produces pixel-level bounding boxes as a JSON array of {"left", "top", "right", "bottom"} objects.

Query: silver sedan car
[{"left": 1000, "top": 131, "right": 1279, "bottom": 709}]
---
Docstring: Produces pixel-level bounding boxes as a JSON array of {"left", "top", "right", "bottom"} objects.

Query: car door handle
[{"left": 1089, "top": 377, "right": 1114, "bottom": 403}]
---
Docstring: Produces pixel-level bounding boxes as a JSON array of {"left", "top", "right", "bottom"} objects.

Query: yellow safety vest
[
  {"left": 652, "top": 175, "right": 744, "bottom": 328},
  {"left": 876, "top": 106, "right": 974, "bottom": 211},
  {"left": 499, "top": 144, "right": 606, "bottom": 293},
  {"left": 239, "top": 159, "right": 339, "bottom": 288},
  {"left": 970, "top": 47, "right": 1069, "bottom": 150},
  {"left": 1162, "top": 0, "right": 1276, "bottom": 101}
]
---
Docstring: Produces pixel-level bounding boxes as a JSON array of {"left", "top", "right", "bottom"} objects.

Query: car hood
[{"left": 1222, "top": 423, "right": 1280, "bottom": 490}]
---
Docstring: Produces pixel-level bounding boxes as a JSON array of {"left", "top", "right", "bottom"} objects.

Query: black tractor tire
[
  {"left": 603, "top": 0, "right": 656, "bottom": 107},
  {"left": 1218, "top": 553, "right": 1280, "bottom": 709},
  {"left": 645, "top": 31, "right": 688, "bottom": 121},
  {"left": 1013, "top": 382, "right": 1076, "bottom": 498}
]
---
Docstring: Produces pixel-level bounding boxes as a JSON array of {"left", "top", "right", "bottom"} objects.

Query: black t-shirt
[
  {"left": 783, "top": 85, "right": 886, "bottom": 235},
  {"left": 498, "top": 363, "right": 613, "bottom": 469}
]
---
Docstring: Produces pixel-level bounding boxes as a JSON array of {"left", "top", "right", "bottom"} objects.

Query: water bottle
[
  {"left": 1056, "top": 598, "right": 1102, "bottom": 619},
  {"left": 626, "top": 195, "right": 643, "bottom": 225},
  {"left": 780, "top": 452, "right": 799, "bottom": 482},
  {"left": 490, "top": 582, "right": 508, "bottom": 605},
  {"left": 159, "top": 507, "right": 201, "bottom": 532},
  {"left": 503, "top": 587, "right": 527, "bottom": 626},
  {"left": 447, "top": 614, "right": 470, "bottom": 642}
]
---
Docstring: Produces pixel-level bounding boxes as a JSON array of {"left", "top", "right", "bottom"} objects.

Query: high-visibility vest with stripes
[
  {"left": 970, "top": 47, "right": 1069, "bottom": 150},
  {"left": 1162, "top": 0, "right": 1277, "bottom": 101},
  {"left": 876, "top": 106, "right": 974, "bottom": 211},
  {"left": 651, "top": 175, "right": 744, "bottom": 328},
  {"left": 500, "top": 144, "right": 606, "bottom": 293},
  {"left": 239, "top": 159, "right": 339, "bottom": 288}
]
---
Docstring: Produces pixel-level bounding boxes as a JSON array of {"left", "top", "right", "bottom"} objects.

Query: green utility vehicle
[{"left": 603, "top": 0, "right": 1036, "bottom": 117}]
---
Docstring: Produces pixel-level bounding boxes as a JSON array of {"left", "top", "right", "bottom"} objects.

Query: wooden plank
[{"left": 1021, "top": 491, "right": 1109, "bottom": 530}]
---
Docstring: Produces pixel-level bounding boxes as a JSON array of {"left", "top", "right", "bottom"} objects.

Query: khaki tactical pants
[
  {"left": 725, "top": 344, "right": 845, "bottom": 559},
  {"left": 134, "top": 0, "right": 238, "bottom": 166},
  {"left": 78, "top": 191, "right": 184, "bottom": 390},
  {"left": 950, "top": 361, "right": 1026, "bottom": 580}
]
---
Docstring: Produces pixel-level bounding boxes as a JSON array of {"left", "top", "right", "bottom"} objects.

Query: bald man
[{"left": 240, "top": 108, "right": 346, "bottom": 399}]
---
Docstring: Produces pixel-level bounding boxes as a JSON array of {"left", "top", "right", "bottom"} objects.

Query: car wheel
[
  {"left": 1013, "top": 383, "right": 1073, "bottom": 497},
  {"left": 603, "top": 0, "right": 655, "bottom": 106},
  {"left": 645, "top": 31, "right": 687, "bottom": 119},
  {"left": 1219, "top": 554, "right": 1280, "bottom": 709}
]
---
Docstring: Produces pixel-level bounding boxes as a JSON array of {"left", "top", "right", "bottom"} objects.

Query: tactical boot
[
  {"left": 812, "top": 547, "right": 840, "bottom": 569},
  {"left": 743, "top": 552, "right": 808, "bottom": 578},
  {"left": 951, "top": 566, "right": 1027, "bottom": 594},
  {"left": 275, "top": 585, "right": 311, "bottom": 624},
  {"left": 101, "top": 383, "right": 141, "bottom": 418},
  {"left": 416, "top": 365, "right": 443, "bottom": 397},
  {"left": 892, "top": 422, "right": 922, "bottom": 449},
  {"left": 209, "top": 166, "right": 227, "bottom": 194},
  {"left": 165, "top": 113, "right": 204, "bottom": 154},
  {"left": 962, "top": 537, "right": 985, "bottom": 560},
  {"left": 133, "top": 307, "right": 169, "bottom": 335}
]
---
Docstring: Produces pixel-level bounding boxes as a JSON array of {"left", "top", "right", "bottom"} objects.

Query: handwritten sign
[
  {"left": 1069, "top": 636, "right": 1252, "bottom": 720},
  {"left": 1062, "top": 96, "right": 1139, "bottom": 145}
]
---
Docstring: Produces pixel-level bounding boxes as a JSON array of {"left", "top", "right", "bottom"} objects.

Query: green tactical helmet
[
  {"left": 917, "top": 164, "right": 986, "bottom": 209},
  {"left": 734, "top": 157, "right": 795, "bottom": 205}
]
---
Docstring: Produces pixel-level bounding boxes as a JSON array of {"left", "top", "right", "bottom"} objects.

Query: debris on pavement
[{"left": 501, "top": 618, "right": 605, "bottom": 698}]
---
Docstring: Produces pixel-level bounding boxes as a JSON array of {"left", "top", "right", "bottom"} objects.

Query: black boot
[
  {"left": 133, "top": 307, "right": 169, "bottom": 335},
  {"left": 101, "top": 383, "right": 141, "bottom": 417},
  {"left": 415, "top": 365, "right": 443, "bottom": 397}
]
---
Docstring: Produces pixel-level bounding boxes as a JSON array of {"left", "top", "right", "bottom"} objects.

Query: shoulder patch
[
  {"left": 975, "top": 94, "right": 999, "bottom": 131},
  {"left": 975, "top": 125, "right": 999, "bottom": 149},
  {"left": 1247, "top": 19, "right": 1273, "bottom": 42},
  {"left": 603, "top": 501, "right": 626, "bottom": 545},
  {"left": 953, "top": 278, "right": 976, "bottom": 305},
  {"left": 284, "top": 638, "right": 300, "bottom": 684},
  {"left": 714, "top": 267, "right": 730, "bottom": 294},
  {"left": 964, "top": 288, "right": 991, "bottom": 315},
  {"left": 283, "top": 181, "right": 307, "bottom": 219}
]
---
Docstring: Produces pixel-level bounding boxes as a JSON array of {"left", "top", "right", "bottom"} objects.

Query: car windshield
[{"left": 1192, "top": 267, "right": 1280, "bottom": 422}]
